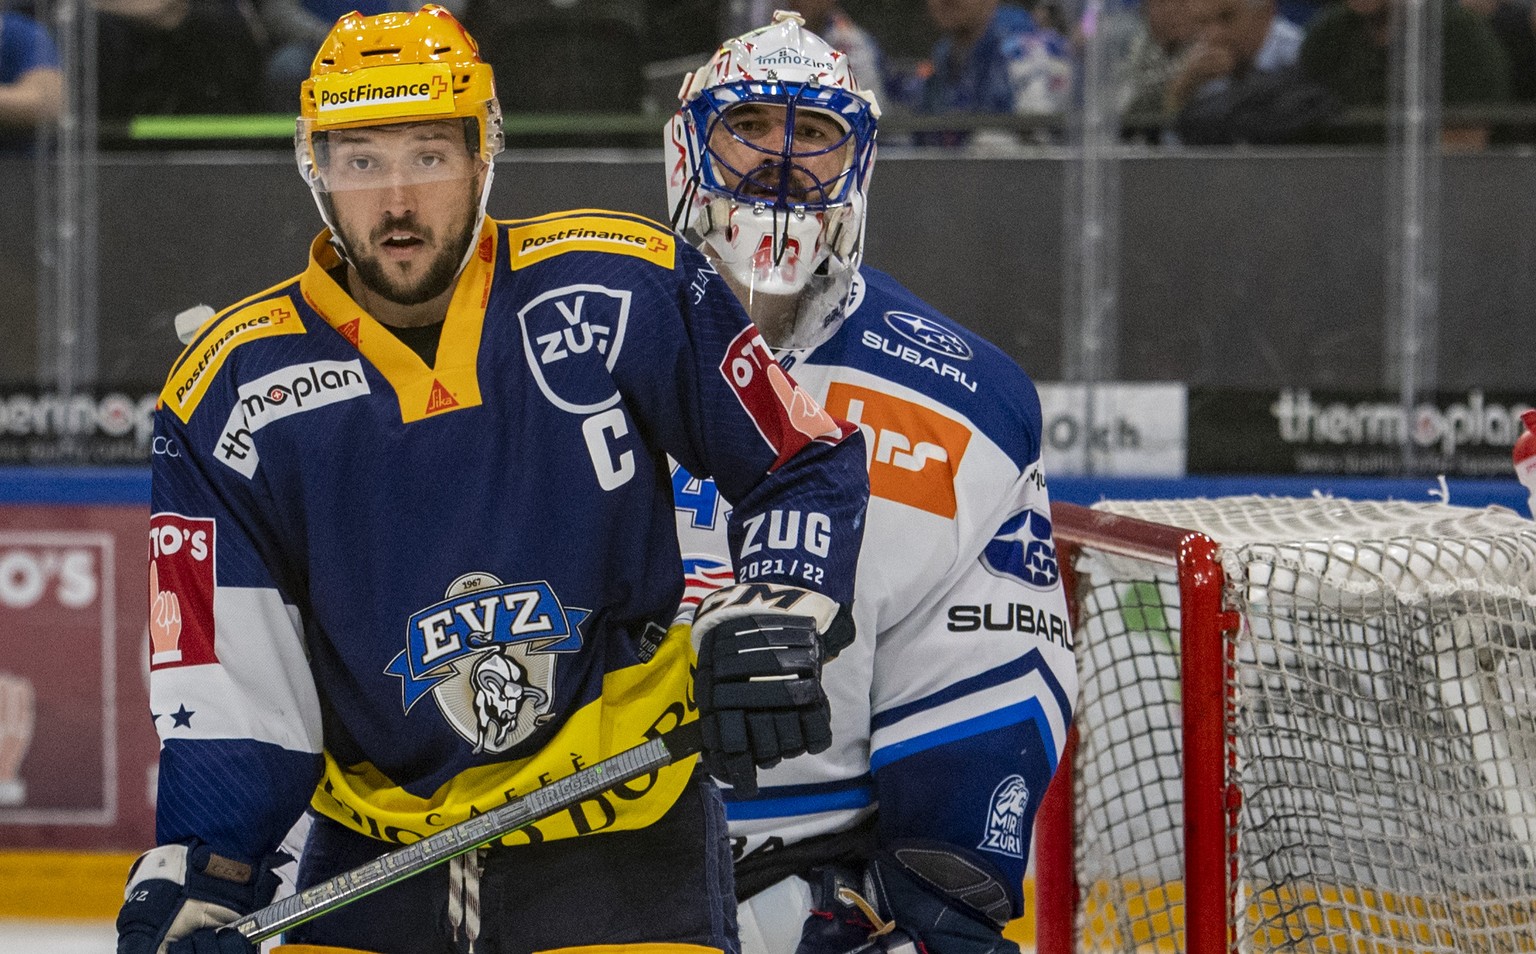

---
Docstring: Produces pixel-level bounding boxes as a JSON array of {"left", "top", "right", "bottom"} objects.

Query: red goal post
[{"left": 1036, "top": 496, "right": 1536, "bottom": 953}]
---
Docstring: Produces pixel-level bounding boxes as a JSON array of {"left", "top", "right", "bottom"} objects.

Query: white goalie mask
[{"left": 666, "top": 10, "right": 879, "bottom": 350}]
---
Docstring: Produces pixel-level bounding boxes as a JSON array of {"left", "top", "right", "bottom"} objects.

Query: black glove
[
  {"left": 797, "top": 842, "right": 1020, "bottom": 954},
  {"left": 692, "top": 582, "right": 851, "bottom": 797},
  {"left": 117, "top": 840, "right": 288, "bottom": 954},
  {"left": 864, "top": 841, "right": 1020, "bottom": 954}
]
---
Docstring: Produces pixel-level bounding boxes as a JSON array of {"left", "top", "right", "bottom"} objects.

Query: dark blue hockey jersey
[{"left": 147, "top": 211, "right": 868, "bottom": 863}]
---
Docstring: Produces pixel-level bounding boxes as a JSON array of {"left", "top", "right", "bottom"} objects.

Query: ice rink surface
[{"left": 0, "top": 919, "right": 116, "bottom": 953}]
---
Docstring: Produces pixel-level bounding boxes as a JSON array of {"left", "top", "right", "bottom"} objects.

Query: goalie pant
[{"left": 673, "top": 264, "right": 1078, "bottom": 943}]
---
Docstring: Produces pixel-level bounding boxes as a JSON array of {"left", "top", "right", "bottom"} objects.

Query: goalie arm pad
[
  {"left": 118, "top": 841, "right": 288, "bottom": 954},
  {"left": 692, "top": 582, "right": 854, "bottom": 797}
]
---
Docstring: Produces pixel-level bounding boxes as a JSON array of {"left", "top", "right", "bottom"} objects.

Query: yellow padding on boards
[
  {"left": 272, "top": 947, "right": 385, "bottom": 953},
  {"left": 537, "top": 945, "right": 723, "bottom": 954},
  {"left": 0, "top": 850, "right": 136, "bottom": 919}
]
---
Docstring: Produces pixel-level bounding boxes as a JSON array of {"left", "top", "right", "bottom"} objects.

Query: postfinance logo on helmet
[
  {"left": 296, "top": 5, "right": 503, "bottom": 196},
  {"left": 667, "top": 11, "right": 880, "bottom": 351}
]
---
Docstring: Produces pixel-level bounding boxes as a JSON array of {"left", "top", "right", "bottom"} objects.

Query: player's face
[
  {"left": 323, "top": 120, "right": 485, "bottom": 306},
  {"left": 708, "top": 103, "right": 853, "bottom": 205}
]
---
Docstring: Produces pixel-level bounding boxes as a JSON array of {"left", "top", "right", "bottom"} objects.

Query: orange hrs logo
[{"left": 825, "top": 383, "right": 970, "bottom": 518}]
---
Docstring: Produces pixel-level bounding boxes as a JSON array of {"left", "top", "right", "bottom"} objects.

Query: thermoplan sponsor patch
[
  {"left": 508, "top": 215, "right": 675, "bottom": 271},
  {"left": 825, "top": 382, "right": 971, "bottom": 518},
  {"left": 161, "top": 298, "right": 305, "bottom": 423},
  {"left": 518, "top": 284, "right": 630, "bottom": 414},
  {"left": 148, "top": 513, "right": 217, "bottom": 669},
  {"left": 214, "top": 360, "right": 370, "bottom": 478}
]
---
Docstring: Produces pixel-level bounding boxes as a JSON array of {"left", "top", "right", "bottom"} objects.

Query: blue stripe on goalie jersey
[
  {"left": 803, "top": 266, "right": 1043, "bottom": 473},
  {"left": 721, "top": 775, "right": 875, "bottom": 820},
  {"left": 868, "top": 650, "right": 1071, "bottom": 771},
  {"left": 872, "top": 696, "right": 1054, "bottom": 776}
]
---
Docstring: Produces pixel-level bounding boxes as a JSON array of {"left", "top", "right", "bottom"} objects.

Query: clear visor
[
  {"left": 692, "top": 83, "right": 873, "bottom": 211},
  {"left": 298, "top": 117, "right": 485, "bottom": 193}
]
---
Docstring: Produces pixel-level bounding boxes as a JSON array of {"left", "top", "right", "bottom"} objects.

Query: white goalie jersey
[{"left": 673, "top": 265, "right": 1076, "bottom": 914}]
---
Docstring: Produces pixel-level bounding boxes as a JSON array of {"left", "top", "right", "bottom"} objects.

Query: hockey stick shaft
[{"left": 230, "top": 720, "right": 704, "bottom": 943}]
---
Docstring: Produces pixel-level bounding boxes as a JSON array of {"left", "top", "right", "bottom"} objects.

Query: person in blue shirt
[
  {"left": 0, "top": 3, "right": 61, "bottom": 147},
  {"left": 902, "top": 0, "right": 1074, "bottom": 145}
]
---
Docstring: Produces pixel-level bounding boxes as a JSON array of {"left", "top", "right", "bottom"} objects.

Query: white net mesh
[{"left": 1062, "top": 496, "right": 1536, "bottom": 952}]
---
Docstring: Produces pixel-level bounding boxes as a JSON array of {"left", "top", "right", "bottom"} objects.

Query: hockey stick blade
[{"left": 229, "top": 720, "right": 703, "bottom": 943}]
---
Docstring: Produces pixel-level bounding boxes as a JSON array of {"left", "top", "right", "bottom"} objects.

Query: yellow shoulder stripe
[
  {"left": 159, "top": 293, "right": 307, "bottom": 423},
  {"left": 504, "top": 210, "right": 676, "bottom": 272}
]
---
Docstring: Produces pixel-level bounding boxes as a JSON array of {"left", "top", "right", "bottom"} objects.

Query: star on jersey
[
  {"left": 980, "top": 508, "right": 1059, "bottom": 590},
  {"left": 883, "top": 311, "right": 974, "bottom": 361},
  {"left": 170, "top": 704, "right": 195, "bottom": 728}
]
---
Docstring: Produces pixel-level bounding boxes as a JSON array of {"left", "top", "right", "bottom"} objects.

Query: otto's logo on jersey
[
  {"left": 978, "top": 774, "right": 1029, "bottom": 857},
  {"left": 386, "top": 574, "right": 587, "bottom": 754},
  {"left": 518, "top": 284, "right": 630, "bottom": 415},
  {"left": 722, "top": 326, "right": 847, "bottom": 469},
  {"left": 826, "top": 382, "right": 971, "bottom": 518},
  {"left": 148, "top": 513, "right": 217, "bottom": 669},
  {"left": 884, "top": 312, "right": 973, "bottom": 361},
  {"left": 215, "top": 360, "right": 370, "bottom": 478},
  {"left": 981, "top": 508, "right": 1058, "bottom": 589}
]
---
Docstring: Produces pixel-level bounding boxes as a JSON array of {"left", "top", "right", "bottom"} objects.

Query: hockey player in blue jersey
[
  {"left": 116, "top": 7, "right": 871, "bottom": 954},
  {"left": 666, "top": 13, "right": 1077, "bottom": 954}
]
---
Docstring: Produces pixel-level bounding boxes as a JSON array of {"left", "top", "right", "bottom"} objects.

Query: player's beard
[{"left": 341, "top": 181, "right": 480, "bottom": 307}]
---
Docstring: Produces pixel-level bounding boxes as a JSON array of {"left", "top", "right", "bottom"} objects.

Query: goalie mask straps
[{"left": 448, "top": 846, "right": 488, "bottom": 952}]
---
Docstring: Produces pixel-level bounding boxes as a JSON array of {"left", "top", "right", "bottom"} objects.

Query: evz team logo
[
  {"left": 386, "top": 573, "right": 588, "bottom": 754},
  {"left": 884, "top": 312, "right": 973, "bottom": 361},
  {"left": 518, "top": 284, "right": 630, "bottom": 414},
  {"left": 978, "top": 775, "right": 1029, "bottom": 857},
  {"left": 981, "top": 508, "right": 1059, "bottom": 589}
]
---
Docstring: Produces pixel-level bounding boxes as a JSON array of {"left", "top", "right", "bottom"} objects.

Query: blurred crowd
[{"left": 0, "top": 0, "right": 1532, "bottom": 147}]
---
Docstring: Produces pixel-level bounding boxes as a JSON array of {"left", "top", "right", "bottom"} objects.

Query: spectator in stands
[
  {"left": 1299, "top": 0, "right": 1511, "bottom": 147},
  {"left": 260, "top": 1, "right": 465, "bottom": 112},
  {"left": 1459, "top": 0, "right": 1536, "bottom": 141},
  {"left": 902, "top": 0, "right": 1074, "bottom": 145},
  {"left": 95, "top": 0, "right": 267, "bottom": 118},
  {"left": 0, "top": 0, "right": 62, "bottom": 148},
  {"left": 1115, "top": 0, "right": 1201, "bottom": 128},
  {"left": 784, "top": 0, "right": 887, "bottom": 97},
  {"left": 1167, "top": 0, "right": 1340, "bottom": 143}
]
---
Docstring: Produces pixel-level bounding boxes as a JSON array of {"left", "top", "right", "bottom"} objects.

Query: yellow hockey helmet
[{"left": 296, "top": 4, "right": 504, "bottom": 188}]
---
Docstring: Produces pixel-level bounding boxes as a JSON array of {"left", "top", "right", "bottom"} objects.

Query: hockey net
[{"left": 1036, "top": 496, "right": 1536, "bottom": 953}]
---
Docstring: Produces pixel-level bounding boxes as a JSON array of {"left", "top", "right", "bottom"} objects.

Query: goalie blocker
[{"left": 692, "top": 583, "right": 855, "bottom": 798}]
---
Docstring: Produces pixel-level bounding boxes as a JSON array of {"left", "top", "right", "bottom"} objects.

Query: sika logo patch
[{"left": 825, "top": 383, "right": 970, "bottom": 518}]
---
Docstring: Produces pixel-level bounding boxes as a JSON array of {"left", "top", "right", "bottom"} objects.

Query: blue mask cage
[{"left": 683, "top": 80, "right": 877, "bottom": 213}]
